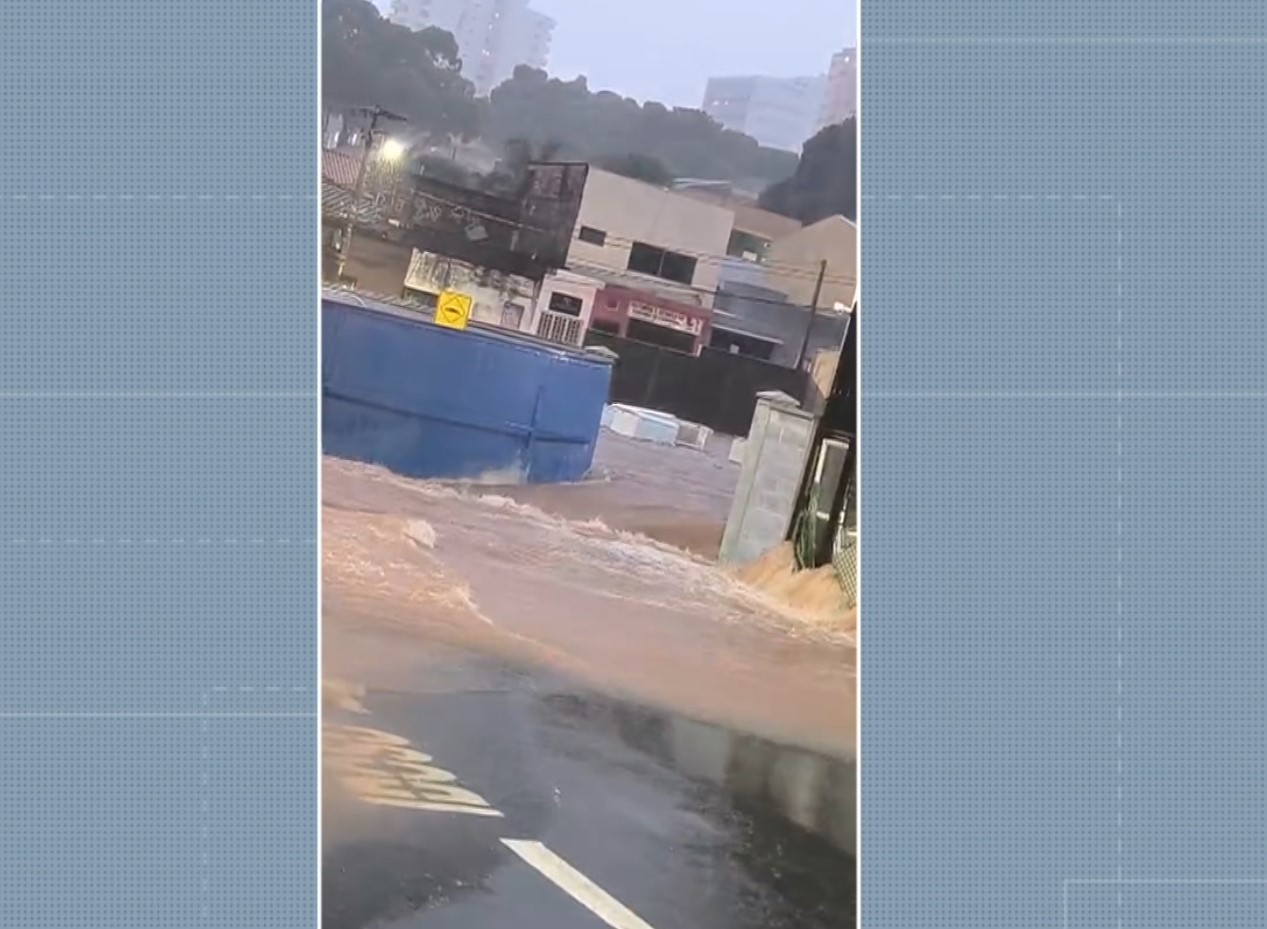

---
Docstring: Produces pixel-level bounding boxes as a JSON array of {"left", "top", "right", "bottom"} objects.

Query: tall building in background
[
  {"left": 818, "top": 47, "right": 858, "bottom": 130},
  {"left": 701, "top": 75, "right": 826, "bottom": 153},
  {"left": 388, "top": 0, "right": 554, "bottom": 96}
]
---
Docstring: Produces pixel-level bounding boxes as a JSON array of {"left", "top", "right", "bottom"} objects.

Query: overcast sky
[
  {"left": 530, "top": 0, "right": 855, "bottom": 106},
  {"left": 374, "top": 0, "right": 856, "bottom": 107}
]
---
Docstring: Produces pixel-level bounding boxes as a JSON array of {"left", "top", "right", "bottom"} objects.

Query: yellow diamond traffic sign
[{"left": 435, "top": 290, "right": 473, "bottom": 331}]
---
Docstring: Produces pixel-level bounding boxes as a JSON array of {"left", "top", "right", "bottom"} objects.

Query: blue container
[{"left": 322, "top": 298, "right": 612, "bottom": 484}]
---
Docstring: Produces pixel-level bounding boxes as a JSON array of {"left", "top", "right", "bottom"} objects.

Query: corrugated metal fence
[{"left": 323, "top": 298, "right": 612, "bottom": 483}]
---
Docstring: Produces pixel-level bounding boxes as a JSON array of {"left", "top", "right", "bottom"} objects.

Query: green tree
[
  {"left": 596, "top": 153, "right": 675, "bottom": 187},
  {"left": 483, "top": 67, "right": 798, "bottom": 189},
  {"left": 759, "top": 119, "right": 858, "bottom": 225},
  {"left": 322, "top": 0, "right": 481, "bottom": 143}
]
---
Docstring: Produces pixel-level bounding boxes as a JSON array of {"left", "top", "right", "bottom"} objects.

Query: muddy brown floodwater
[{"left": 323, "top": 431, "right": 857, "bottom": 759}]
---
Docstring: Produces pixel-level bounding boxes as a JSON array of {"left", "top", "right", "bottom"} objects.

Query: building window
[
  {"left": 547, "top": 292, "right": 584, "bottom": 317},
  {"left": 578, "top": 225, "right": 607, "bottom": 246},
  {"left": 627, "top": 242, "right": 698, "bottom": 286},
  {"left": 727, "top": 230, "right": 771, "bottom": 262}
]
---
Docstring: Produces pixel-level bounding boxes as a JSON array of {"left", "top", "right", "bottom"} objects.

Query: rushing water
[{"left": 323, "top": 431, "right": 857, "bottom": 758}]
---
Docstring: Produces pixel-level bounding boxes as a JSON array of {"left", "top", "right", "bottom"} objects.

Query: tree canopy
[
  {"left": 322, "top": 0, "right": 481, "bottom": 143},
  {"left": 322, "top": 4, "right": 801, "bottom": 189},
  {"left": 759, "top": 119, "right": 858, "bottom": 225},
  {"left": 595, "top": 153, "right": 676, "bottom": 187},
  {"left": 483, "top": 68, "right": 798, "bottom": 188}
]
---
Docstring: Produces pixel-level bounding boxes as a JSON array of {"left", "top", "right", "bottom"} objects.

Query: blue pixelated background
[
  {"left": 863, "top": 3, "right": 1266, "bottom": 928},
  {"left": 0, "top": 2, "right": 316, "bottom": 926}
]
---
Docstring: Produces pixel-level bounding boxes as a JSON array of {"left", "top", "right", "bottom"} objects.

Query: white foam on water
[
  {"left": 458, "top": 462, "right": 530, "bottom": 486},
  {"left": 403, "top": 519, "right": 437, "bottom": 549},
  {"left": 324, "top": 455, "right": 852, "bottom": 643}
]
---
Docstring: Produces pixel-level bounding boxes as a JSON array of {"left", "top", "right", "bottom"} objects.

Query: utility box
[{"left": 719, "top": 391, "right": 816, "bottom": 565}]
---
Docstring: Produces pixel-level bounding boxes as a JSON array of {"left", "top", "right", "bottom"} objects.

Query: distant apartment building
[
  {"left": 818, "top": 47, "right": 858, "bottom": 129},
  {"left": 701, "top": 74, "right": 826, "bottom": 153},
  {"left": 388, "top": 0, "right": 554, "bottom": 96}
]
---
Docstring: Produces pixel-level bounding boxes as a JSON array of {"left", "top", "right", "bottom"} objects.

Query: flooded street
[
  {"left": 323, "top": 430, "right": 856, "bottom": 928},
  {"left": 324, "top": 430, "right": 856, "bottom": 756}
]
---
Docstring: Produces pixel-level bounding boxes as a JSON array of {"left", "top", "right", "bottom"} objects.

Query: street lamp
[
  {"left": 378, "top": 137, "right": 406, "bottom": 162},
  {"left": 336, "top": 105, "right": 407, "bottom": 282}
]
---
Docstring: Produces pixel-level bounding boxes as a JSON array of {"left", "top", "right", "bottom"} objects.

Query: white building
[
  {"left": 564, "top": 167, "right": 737, "bottom": 306},
  {"left": 766, "top": 215, "right": 858, "bottom": 310},
  {"left": 528, "top": 269, "right": 604, "bottom": 347},
  {"left": 388, "top": 0, "right": 554, "bottom": 96},
  {"left": 701, "top": 75, "right": 826, "bottom": 153},
  {"left": 818, "top": 48, "right": 858, "bottom": 130}
]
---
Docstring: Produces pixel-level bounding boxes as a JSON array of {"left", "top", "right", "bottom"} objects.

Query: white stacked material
[
  {"left": 600, "top": 404, "right": 616, "bottom": 429},
  {"left": 607, "top": 404, "right": 681, "bottom": 446},
  {"left": 675, "top": 420, "right": 713, "bottom": 452},
  {"left": 729, "top": 437, "right": 747, "bottom": 464}
]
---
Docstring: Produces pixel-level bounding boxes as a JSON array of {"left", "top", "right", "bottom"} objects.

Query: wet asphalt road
[{"left": 322, "top": 653, "right": 855, "bottom": 929}]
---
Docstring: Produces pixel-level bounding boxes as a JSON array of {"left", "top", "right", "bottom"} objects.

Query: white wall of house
[
  {"left": 403, "top": 248, "right": 535, "bottom": 330},
  {"left": 766, "top": 215, "right": 858, "bottom": 310},
  {"left": 567, "top": 168, "right": 736, "bottom": 304},
  {"left": 530, "top": 270, "right": 600, "bottom": 329},
  {"left": 524, "top": 270, "right": 602, "bottom": 345}
]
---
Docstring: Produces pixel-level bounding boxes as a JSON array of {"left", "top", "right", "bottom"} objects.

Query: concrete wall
[
  {"left": 568, "top": 168, "right": 735, "bottom": 299},
  {"left": 719, "top": 391, "right": 816, "bottom": 565},
  {"left": 584, "top": 331, "right": 810, "bottom": 437}
]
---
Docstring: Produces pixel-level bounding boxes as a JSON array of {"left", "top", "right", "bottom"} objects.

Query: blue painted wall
[{"left": 322, "top": 299, "right": 611, "bottom": 484}]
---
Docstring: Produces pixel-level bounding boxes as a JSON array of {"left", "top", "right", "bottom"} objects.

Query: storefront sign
[{"left": 627, "top": 301, "right": 702, "bottom": 335}]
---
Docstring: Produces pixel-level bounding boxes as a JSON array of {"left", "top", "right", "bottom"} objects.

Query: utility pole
[
  {"left": 336, "top": 105, "right": 406, "bottom": 281},
  {"left": 794, "top": 259, "right": 829, "bottom": 371}
]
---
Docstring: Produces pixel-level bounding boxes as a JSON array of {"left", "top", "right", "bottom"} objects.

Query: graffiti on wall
[{"left": 404, "top": 249, "right": 535, "bottom": 331}]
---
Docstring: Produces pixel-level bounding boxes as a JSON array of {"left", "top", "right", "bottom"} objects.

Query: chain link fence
[{"left": 832, "top": 519, "right": 859, "bottom": 609}]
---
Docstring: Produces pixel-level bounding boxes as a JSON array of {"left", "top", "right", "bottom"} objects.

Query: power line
[
  {"left": 372, "top": 180, "right": 855, "bottom": 283},
  {"left": 571, "top": 230, "right": 854, "bottom": 282},
  {"left": 566, "top": 260, "right": 854, "bottom": 312}
]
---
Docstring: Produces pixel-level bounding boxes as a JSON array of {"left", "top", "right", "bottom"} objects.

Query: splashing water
[{"left": 323, "top": 433, "right": 857, "bottom": 757}]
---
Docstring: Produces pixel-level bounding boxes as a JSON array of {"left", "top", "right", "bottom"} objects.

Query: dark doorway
[
  {"left": 709, "top": 327, "right": 779, "bottom": 362},
  {"left": 626, "top": 318, "right": 696, "bottom": 354}
]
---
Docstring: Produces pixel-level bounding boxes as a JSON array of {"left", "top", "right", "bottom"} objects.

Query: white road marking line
[{"left": 501, "top": 839, "right": 657, "bottom": 929}]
